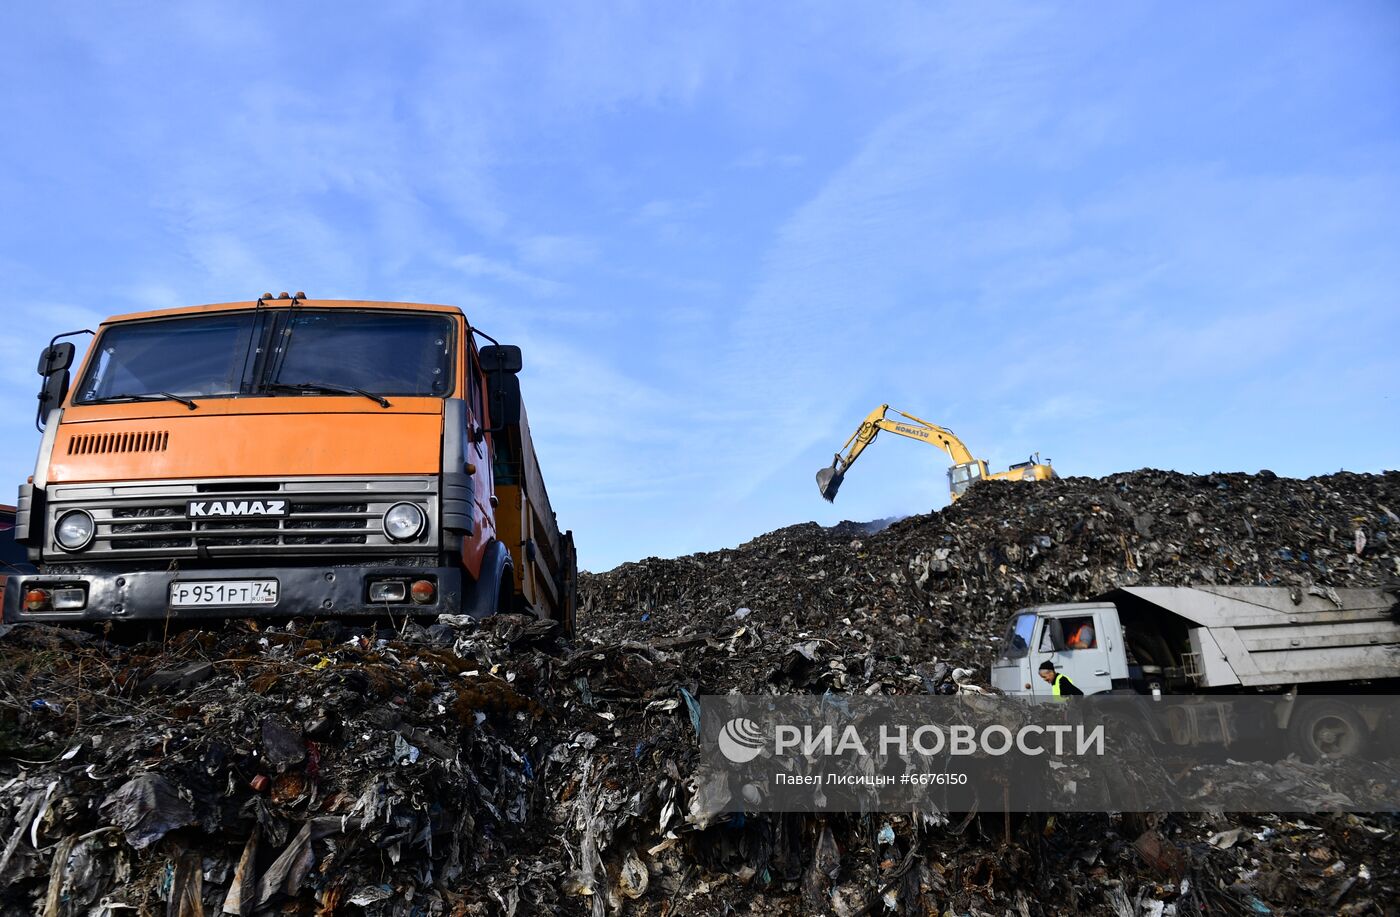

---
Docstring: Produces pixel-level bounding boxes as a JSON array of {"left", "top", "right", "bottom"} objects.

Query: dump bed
[
  {"left": 1101, "top": 586, "right": 1400, "bottom": 688},
  {"left": 491, "top": 402, "right": 577, "bottom": 626}
]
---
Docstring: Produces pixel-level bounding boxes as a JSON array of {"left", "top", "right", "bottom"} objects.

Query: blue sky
[{"left": 2, "top": 2, "right": 1397, "bottom": 572}]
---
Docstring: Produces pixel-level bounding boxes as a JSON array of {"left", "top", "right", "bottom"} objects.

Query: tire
[
  {"left": 1287, "top": 699, "right": 1369, "bottom": 760},
  {"left": 464, "top": 541, "right": 512, "bottom": 620},
  {"left": 494, "top": 569, "right": 514, "bottom": 617}
]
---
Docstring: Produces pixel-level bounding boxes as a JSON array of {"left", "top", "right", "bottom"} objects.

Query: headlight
[
  {"left": 382, "top": 503, "right": 426, "bottom": 542},
  {"left": 55, "top": 510, "right": 95, "bottom": 551}
]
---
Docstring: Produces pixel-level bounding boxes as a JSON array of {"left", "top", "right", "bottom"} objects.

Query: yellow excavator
[{"left": 816, "top": 405, "right": 1056, "bottom": 502}]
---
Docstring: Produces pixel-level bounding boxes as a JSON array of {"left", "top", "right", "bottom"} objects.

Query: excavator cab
[{"left": 948, "top": 461, "right": 984, "bottom": 500}]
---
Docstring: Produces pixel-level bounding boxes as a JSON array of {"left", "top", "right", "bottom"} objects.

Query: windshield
[
  {"left": 75, "top": 309, "right": 456, "bottom": 404},
  {"left": 1000, "top": 612, "right": 1036, "bottom": 659},
  {"left": 76, "top": 312, "right": 258, "bottom": 403},
  {"left": 949, "top": 462, "right": 981, "bottom": 496},
  {"left": 272, "top": 311, "right": 454, "bottom": 396}
]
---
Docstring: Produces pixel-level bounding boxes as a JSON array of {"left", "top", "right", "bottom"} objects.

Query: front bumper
[{"left": 2, "top": 564, "right": 462, "bottom": 624}]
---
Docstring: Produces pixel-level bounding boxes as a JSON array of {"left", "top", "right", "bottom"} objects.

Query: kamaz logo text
[{"left": 187, "top": 499, "right": 288, "bottom": 518}]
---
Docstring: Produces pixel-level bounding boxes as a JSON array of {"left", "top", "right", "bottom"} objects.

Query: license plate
[{"left": 169, "top": 579, "right": 279, "bottom": 607}]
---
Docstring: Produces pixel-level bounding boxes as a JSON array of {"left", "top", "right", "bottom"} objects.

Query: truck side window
[
  {"left": 467, "top": 350, "right": 485, "bottom": 428},
  {"left": 1062, "top": 616, "right": 1097, "bottom": 650}
]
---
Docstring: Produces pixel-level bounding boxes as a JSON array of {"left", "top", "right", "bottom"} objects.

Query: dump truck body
[
  {"left": 1104, "top": 586, "right": 1399, "bottom": 689},
  {"left": 5, "top": 298, "right": 575, "bottom": 632}
]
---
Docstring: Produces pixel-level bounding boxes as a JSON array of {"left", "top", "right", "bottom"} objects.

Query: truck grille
[
  {"left": 68, "top": 431, "right": 170, "bottom": 455},
  {"left": 45, "top": 478, "right": 437, "bottom": 560},
  {"left": 108, "top": 501, "right": 371, "bottom": 549}
]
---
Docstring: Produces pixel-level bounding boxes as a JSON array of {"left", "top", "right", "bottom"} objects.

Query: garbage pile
[
  {"left": 0, "top": 615, "right": 571, "bottom": 915},
  {"left": 1, "top": 469, "right": 1397, "bottom": 915},
  {"left": 582, "top": 469, "right": 1400, "bottom": 693},
  {"left": 563, "top": 469, "right": 1399, "bottom": 915}
]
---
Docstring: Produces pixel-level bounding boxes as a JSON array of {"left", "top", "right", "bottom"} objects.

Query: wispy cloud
[
  {"left": 448, "top": 253, "right": 564, "bottom": 297},
  {"left": 515, "top": 234, "right": 599, "bottom": 268}
]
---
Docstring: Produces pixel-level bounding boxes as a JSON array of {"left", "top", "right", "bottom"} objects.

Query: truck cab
[
  {"left": 991, "top": 601, "right": 1131, "bottom": 698},
  {"left": 5, "top": 297, "right": 575, "bottom": 632}
]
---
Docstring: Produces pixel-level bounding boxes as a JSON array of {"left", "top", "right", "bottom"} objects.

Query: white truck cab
[{"left": 991, "top": 601, "right": 1132, "bottom": 698}]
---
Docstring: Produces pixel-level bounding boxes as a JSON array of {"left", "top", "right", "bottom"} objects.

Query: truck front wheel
[
  {"left": 495, "top": 574, "right": 514, "bottom": 617},
  {"left": 1287, "top": 700, "right": 1369, "bottom": 760}
]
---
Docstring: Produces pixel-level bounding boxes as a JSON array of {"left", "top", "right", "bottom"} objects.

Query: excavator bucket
[{"left": 816, "top": 465, "right": 845, "bottom": 502}]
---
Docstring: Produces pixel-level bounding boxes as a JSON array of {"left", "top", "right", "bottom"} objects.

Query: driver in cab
[{"left": 1066, "top": 619, "right": 1095, "bottom": 650}]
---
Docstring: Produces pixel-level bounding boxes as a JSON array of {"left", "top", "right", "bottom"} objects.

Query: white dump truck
[{"left": 991, "top": 585, "right": 1400, "bottom": 756}]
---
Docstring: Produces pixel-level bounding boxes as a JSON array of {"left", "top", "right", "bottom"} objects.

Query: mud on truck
[{"left": 4, "top": 295, "right": 576, "bottom": 634}]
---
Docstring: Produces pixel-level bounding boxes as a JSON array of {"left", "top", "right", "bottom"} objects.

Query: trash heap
[
  {"left": 582, "top": 469, "right": 1400, "bottom": 693},
  {"left": 1, "top": 469, "right": 1397, "bottom": 915},
  {"left": 0, "top": 615, "right": 572, "bottom": 915},
  {"left": 564, "top": 469, "right": 1399, "bottom": 915}
]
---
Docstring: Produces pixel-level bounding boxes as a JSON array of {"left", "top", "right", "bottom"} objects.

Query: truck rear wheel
[{"left": 1288, "top": 700, "right": 1368, "bottom": 760}]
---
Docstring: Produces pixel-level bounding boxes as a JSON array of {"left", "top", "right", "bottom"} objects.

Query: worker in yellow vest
[{"left": 1038, "top": 661, "right": 1083, "bottom": 697}]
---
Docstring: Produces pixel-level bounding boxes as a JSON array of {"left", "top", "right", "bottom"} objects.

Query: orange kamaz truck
[{"left": 4, "top": 294, "right": 576, "bottom": 633}]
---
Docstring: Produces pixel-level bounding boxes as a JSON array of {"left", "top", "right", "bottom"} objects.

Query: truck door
[
  {"left": 458, "top": 349, "right": 496, "bottom": 574},
  {"left": 1032, "top": 608, "right": 1116, "bottom": 697}
]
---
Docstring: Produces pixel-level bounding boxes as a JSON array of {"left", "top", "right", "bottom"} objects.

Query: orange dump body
[{"left": 5, "top": 299, "right": 575, "bottom": 632}]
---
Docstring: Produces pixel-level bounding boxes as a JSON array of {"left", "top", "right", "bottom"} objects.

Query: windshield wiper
[
  {"left": 94, "top": 392, "right": 199, "bottom": 410},
  {"left": 266, "top": 381, "right": 391, "bottom": 408}
]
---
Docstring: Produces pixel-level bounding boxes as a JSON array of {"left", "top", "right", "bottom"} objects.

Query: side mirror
[
  {"left": 38, "top": 342, "right": 75, "bottom": 376},
  {"left": 478, "top": 344, "right": 522, "bottom": 374},
  {"left": 478, "top": 344, "right": 523, "bottom": 431},
  {"left": 36, "top": 342, "right": 76, "bottom": 431}
]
